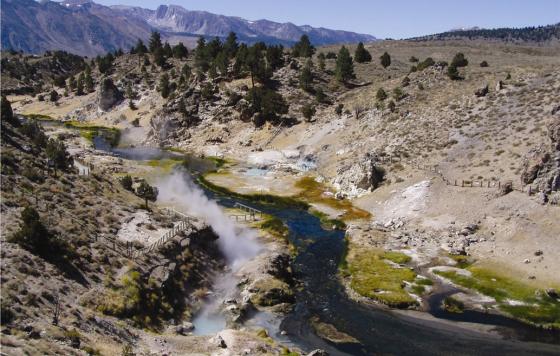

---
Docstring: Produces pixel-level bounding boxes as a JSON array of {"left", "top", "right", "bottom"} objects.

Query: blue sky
[{"left": 93, "top": 0, "right": 560, "bottom": 39}]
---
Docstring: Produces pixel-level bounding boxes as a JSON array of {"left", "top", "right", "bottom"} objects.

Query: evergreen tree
[
  {"left": 447, "top": 64, "right": 461, "bottom": 80},
  {"left": 84, "top": 65, "right": 94, "bottom": 92},
  {"left": 120, "top": 175, "right": 133, "bottom": 191},
  {"left": 299, "top": 59, "right": 313, "bottom": 91},
  {"left": 380, "top": 51, "right": 391, "bottom": 68},
  {"left": 354, "top": 42, "right": 372, "bottom": 63},
  {"left": 301, "top": 103, "right": 316, "bottom": 122},
  {"left": 266, "top": 45, "right": 284, "bottom": 71},
  {"left": 451, "top": 52, "right": 469, "bottom": 67},
  {"left": 172, "top": 42, "right": 188, "bottom": 59},
  {"left": 1, "top": 96, "right": 18, "bottom": 127},
  {"left": 317, "top": 53, "right": 326, "bottom": 71},
  {"left": 45, "top": 138, "right": 71, "bottom": 176},
  {"left": 68, "top": 75, "right": 76, "bottom": 91},
  {"left": 153, "top": 47, "right": 166, "bottom": 67},
  {"left": 136, "top": 180, "right": 158, "bottom": 209},
  {"left": 159, "top": 73, "right": 170, "bottom": 98},
  {"left": 194, "top": 37, "right": 210, "bottom": 71},
  {"left": 292, "top": 34, "right": 315, "bottom": 57},
  {"left": 206, "top": 37, "right": 223, "bottom": 60},
  {"left": 223, "top": 32, "right": 239, "bottom": 58},
  {"left": 246, "top": 87, "right": 288, "bottom": 126},
  {"left": 50, "top": 90, "right": 59, "bottom": 102},
  {"left": 181, "top": 64, "right": 192, "bottom": 80},
  {"left": 135, "top": 39, "right": 148, "bottom": 54},
  {"left": 149, "top": 31, "right": 163, "bottom": 53},
  {"left": 9, "top": 207, "right": 51, "bottom": 254},
  {"left": 214, "top": 51, "right": 229, "bottom": 75},
  {"left": 246, "top": 45, "right": 269, "bottom": 87},
  {"left": 76, "top": 73, "right": 84, "bottom": 95},
  {"left": 335, "top": 46, "right": 355, "bottom": 83},
  {"left": 163, "top": 42, "right": 173, "bottom": 57}
]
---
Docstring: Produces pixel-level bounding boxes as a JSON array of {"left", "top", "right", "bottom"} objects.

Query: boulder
[
  {"left": 332, "top": 153, "right": 385, "bottom": 198},
  {"left": 495, "top": 80, "right": 504, "bottom": 91},
  {"left": 175, "top": 322, "right": 194, "bottom": 335},
  {"left": 475, "top": 85, "right": 489, "bottom": 97},
  {"left": 210, "top": 335, "right": 227, "bottom": 348},
  {"left": 97, "top": 78, "right": 123, "bottom": 111},
  {"left": 307, "top": 350, "right": 329, "bottom": 356}
]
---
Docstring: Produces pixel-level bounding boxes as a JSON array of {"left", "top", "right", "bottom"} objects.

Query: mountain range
[{"left": 1, "top": 0, "right": 377, "bottom": 56}]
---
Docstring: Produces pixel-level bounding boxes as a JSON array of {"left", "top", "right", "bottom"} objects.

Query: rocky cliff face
[
  {"left": 521, "top": 115, "right": 560, "bottom": 203},
  {"left": 332, "top": 154, "right": 385, "bottom": 198}
]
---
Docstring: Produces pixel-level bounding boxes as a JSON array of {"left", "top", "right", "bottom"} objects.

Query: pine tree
[
  {"left": 214, "top": 51, "right": 229, "bottom": 75},
  {"left": 335, "top": 46, "right": 355, "bottom": 83},
  {"left": 159, "top": 73, "right": 170, "bottom": 98},
  {"left": 135, "top": 39, "right": 148, "bottom": 54},
  {"left": 1, "top": 96, "right": 18, "bottom": 127},
  {"left": 451, "top": 53, "right": 468, "bottom": 67},
  {"left": 163, "top": 42, "right": 173, "bottom": 57},
  {"left": 376, "top": 88, "right": 387, "bottom": 101},
  {"left": 292, "top": 35, "right": 315, "bottom": 57},
  {"left": 136, "top": 180, "right": 158, "bottom": 209},
  {"left": 223, "top": 32, "right": 239, "bottom": 58},
  {"left": 153, "top": 47, "right": 166, "bottom": 67},
  {"left": 266, "top": 45, "right": 284, "bottom": 71},
  {"left": 68, "top": 75, "right": 76, "bottom": 91},
  {"left": 84, "top": 65, "right": 94, "bottom": 93},
  {"left": 76, "top": 73, "right": 84, "bottom": 95},
  {"left": 194, "top": 37, "right": 209, "bottom": 71},
  {"left": 317, "top": 53, "right": 326, "bottom": 71},
  {"left": 447, "top": 64, "right": 461, "bottom": 80},
  {"left": 354, "top": 42, "right": 372, "bottom": 63},
  {"left": 172, "top": 42, "right": 188, "bottom": 59},
  {"left": 299, "top": 59, "right": 313, "bottom": 91},
  {"left": 149, "top": 31, "right": 163, "bottom": 53},
  {"left": 301, "top": 103, "right": 316, "bottom": 122},
  {"left": 50, "top": 90, "right": 59, "bottom": 102},
  {"left": 380, "top": 52, "right": 391, "bottom": 68}
]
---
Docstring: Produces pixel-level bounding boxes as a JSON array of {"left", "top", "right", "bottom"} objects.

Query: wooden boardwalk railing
[{"left": 126, "top": 208, "right": 197, "bottom": 259}]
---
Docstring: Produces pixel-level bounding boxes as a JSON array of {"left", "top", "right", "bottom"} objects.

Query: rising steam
[{"left": 155, "top": 169, "right": 262, "bottom": 269}]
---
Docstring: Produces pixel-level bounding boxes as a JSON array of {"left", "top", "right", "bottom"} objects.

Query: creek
[{"left": 60, "top": 125, "right": 560, "bottom": 355}]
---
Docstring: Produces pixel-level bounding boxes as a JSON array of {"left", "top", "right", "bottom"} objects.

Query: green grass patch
[
  {"left": 310, "top": 209, "right": 346, "bottom": 230},
  {"left": 260, "top": 215, "right": 289, "bottom": 238},
  {"left": 207, "top": 156, "right": 228, "bottom": 168},
  {"left": 415, "top": 277, "right": 433, "bottom": 286},
  {"left": 383, "top": 251, "right": 412, "bottom": 264},
  {"left": 63, "top": 121, "right": 120, "bottom": 146},
  {"left": 443, "top": 296, "right": 465, "bottom": 313},
  {"left": 346, "top": 246, "right": 417, "bottom": 308},
  {"left": 24, "top": 113, "right": 54, "bottom": 121},
  {"left": 142, "top": 158, "right": 183, "bottom": 173},
  {"left": 198, "top": 174, "right": 309, "bottom": 210},
  {"left": 449, "top": 254, "right": 473, "bottom": 268},
  {"left": 411, "top": 285, "right": 426, "bottom": 295},
  {"left": 295, "top": 177, "right": 370, "bottom": 222},
  {"left": 434, "top": 266, "right": 560, "bottom": 328}
]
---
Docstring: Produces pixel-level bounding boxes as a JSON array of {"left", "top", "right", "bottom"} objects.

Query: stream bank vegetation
[
  {"left": 434, "top": 265, "right": 560, "bottom": 329},
  {"left": 341, "top": 246, "right": 419, "bottom": 308}
]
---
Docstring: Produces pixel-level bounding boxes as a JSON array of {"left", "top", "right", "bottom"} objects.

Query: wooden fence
[{"left": 373, "top": 154, "right": 542, "bottom": 195}]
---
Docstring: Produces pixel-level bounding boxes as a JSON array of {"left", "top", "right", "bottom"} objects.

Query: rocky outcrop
[
  {"left": 475, "top": 84, "right": 489, "bottom": 97},
  {"left": 97, "top": 78, "right": 123, "bottom": 111},
  {"left": 521, "top": 117, "right": 560, "bottom": 203},
  {"left": 332, "top": 153, "right": 385, "bottom": 198}
]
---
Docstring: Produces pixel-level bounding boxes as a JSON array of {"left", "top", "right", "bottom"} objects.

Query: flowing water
[{"left": 83, "top": 133, "right": 560, "bottom": 355}]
